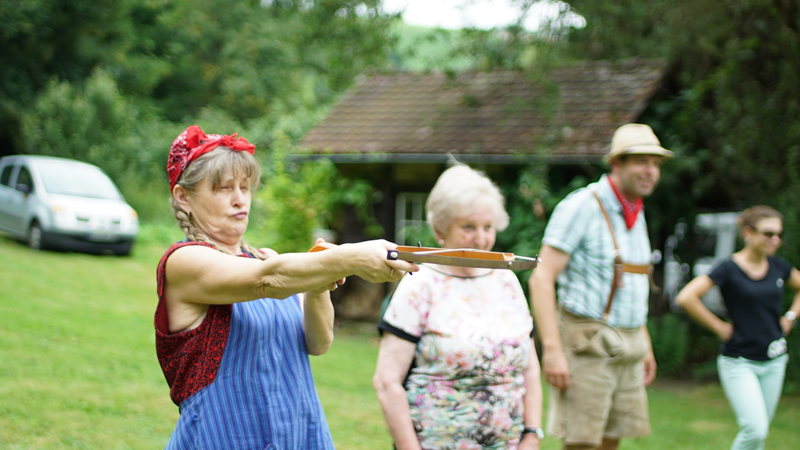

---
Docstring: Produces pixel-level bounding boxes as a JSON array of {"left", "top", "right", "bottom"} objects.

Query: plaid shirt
[{"left": 542, "top": 175, "right": 652, "bottom": 328}]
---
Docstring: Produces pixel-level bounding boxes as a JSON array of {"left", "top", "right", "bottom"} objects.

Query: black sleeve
[
  {"left": 773, "top": 256, "right": 794, "bottom": 280},
  {"left": 707, "top": 260, "right": 730, "bottom": 288},
  {"left": 377, "top": 320, "right": 421, "bottom": 344}
]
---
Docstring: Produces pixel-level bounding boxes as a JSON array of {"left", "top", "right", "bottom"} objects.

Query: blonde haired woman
[
  {"left": 373, "top": 164, "right": 543, "bottom": 450},
  {"left": 155, "top": 125, "right": 418, "bottom": 449},
  {"left": 676, "top": 205, "right": 800, "bottom": 450}
]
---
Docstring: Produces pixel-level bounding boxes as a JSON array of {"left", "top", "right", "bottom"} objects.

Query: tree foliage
[
  {"left": 445, "top": 0, "right": 800, "bottom": 382},
  {"left": 248, "top": 131, "right": 384, "bottom": 254},
  {"left": 0, "top": 0, "right": 138, "bottom": 148},
  {"left": 19, "top": 68, "right": 178, "bottom": 220},
  {"left": 565, "top": 0, "right": 800, "bottom": 211},
  {"left": 562, "top": 0, "right": 800, "bottom": 386},
  {"left": 2, "top": 0, "right": 397, "bottom": 128},
  {"left": 496, "top": 164, "right": 592, "bottom": 290},
  {"left": 2, "top": 0, "right": 399, "bottom": 225}
]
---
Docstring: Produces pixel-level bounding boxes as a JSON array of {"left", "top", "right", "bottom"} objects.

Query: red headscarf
[{"left": 167, "top": 125, "right": 256, "bottom": 189}]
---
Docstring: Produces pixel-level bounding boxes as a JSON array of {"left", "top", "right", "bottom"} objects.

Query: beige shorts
[{"left": 546, "top": 310, "right": 651, "bottom": 446}]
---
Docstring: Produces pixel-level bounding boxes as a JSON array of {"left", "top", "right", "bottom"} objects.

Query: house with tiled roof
[
  {"left": 297, "top": 58, "right": 666, "bottom": 318},
  {"left": 299, "top": 58, "right": 666, "bottom": 246}
]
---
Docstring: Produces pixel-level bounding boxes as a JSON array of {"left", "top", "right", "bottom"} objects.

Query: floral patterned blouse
[{"left": 378, "top": 265, "right": 534, "bottom": 450}]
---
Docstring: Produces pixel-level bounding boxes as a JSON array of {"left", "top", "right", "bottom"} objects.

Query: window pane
[
  {"left": 17, "top": 167, "right": 33, "bottom": 190},
  {"left": 37, "top": 162, "right": 122, "bottom": 200},
  {"left": 0, "top": 165, "right": 13, "bottom": 186},
  {"left": 395, "top": 192, "right": 431, "bottom": 245},
  {"left": 405, "top": 204, "right": 415, "bottom": 221}
]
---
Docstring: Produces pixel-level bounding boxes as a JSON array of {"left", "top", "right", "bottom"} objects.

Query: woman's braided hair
[{"left": 171, "top": 147, "right": 267, "bottom": 260}]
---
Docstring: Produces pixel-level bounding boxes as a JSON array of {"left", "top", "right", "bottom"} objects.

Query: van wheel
[
  {"left": 114, "top": 241, "right": 133, "bottom": 256},
  {"left": 28, "top": 221, "right": 44, "bottom": 250}
]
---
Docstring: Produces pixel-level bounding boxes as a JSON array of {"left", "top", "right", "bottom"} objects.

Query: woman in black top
[{"left": 677, "top": 205, "right": 800, "bottom": 450}]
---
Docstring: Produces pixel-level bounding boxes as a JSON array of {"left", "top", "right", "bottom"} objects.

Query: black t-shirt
[{"left": 708, "top": 256, "right": 793, "bottom": 361}]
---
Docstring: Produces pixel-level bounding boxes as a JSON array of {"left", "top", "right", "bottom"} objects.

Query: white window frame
[{"left": 395, "top": 192, "right": 428, "bottom": 246}]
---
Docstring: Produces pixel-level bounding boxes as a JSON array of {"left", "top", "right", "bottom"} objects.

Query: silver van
[{"left": 0, "top": 155, "right": 139, "bottom": 255}]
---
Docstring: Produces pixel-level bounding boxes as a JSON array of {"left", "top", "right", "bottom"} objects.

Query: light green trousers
[{"left": 717, "top": 353, "right": 788, "bottom": 450}]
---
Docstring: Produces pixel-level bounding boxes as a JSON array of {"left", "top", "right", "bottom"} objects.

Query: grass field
[{"left": 1, "top": 230, "right": 799, "bottom": 449}]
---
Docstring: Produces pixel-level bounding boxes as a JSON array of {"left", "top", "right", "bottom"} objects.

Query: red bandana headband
[{"left": 167, "top": 125, "right": 256, "bottom": 189}]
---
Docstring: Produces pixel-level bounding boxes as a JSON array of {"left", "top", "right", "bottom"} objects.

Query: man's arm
[
  {"left": 528, "top": 244, "right": 572, "bottom": 391},
  {"left": 641, "top": 325, "right": 657, "bottom": 386}
]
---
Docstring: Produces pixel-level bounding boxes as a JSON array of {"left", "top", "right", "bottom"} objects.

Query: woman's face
[
  {"left": 184, "top": 171, "right": 252, "bottom": 248},
  {"left": 441, "top": 202, "right": 496, "bottom": 251},
  {"left": 746, "top": 217, "right": 783, "bottom": 255}
]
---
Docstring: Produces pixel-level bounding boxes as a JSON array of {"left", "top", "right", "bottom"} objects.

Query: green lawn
[{"left": 1, "top": 231, "right": 798, "bottom": 449}]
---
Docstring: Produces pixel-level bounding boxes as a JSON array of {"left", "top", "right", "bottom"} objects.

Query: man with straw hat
[{"left": 529, "top": 123, "right": 673, "bottom": 450}]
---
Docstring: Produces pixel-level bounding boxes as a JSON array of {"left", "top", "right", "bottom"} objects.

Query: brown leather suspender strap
[
  {"left": 590, "top": 190, "right": 652, "bottom": 320},
  {"left": 623, "top": 264, "right": 651, "bottom": 274}
]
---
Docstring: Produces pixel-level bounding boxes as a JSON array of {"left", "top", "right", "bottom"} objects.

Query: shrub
[
  {"left": 647, "top": 312, "right": 689, "bottom": 378},
  {"left": 19, "top": 69, "right": 176, "bottom": 222},
  {"left": 247, "top": 132, "right": 382, "bottom": 253},
  {"left": 496, "top": 163, "right": 593, "bottom": 295}
]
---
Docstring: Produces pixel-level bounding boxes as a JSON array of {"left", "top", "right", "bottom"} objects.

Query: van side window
[
  {"left": 16, "top": 166, "right": 33, "bottom": 193},
  {"left": 0, "top": 165, "right": 13, "bottom": 187}
]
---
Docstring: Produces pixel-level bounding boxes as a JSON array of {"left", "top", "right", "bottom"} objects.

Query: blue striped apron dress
[{"left": 165, "top": 295, "right": 335, "bottom": 449}]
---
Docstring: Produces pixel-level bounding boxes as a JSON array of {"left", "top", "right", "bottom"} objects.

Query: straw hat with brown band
[{"left": 603, "top": 123, "right": 674, "bottom": 163}]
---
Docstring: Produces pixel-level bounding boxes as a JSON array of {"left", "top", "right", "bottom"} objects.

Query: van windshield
[{"left": 37, "top": 162, "right": 123, "bottom": 200}]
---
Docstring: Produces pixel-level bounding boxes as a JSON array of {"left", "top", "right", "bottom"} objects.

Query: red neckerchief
[{"left": 608, "top": 177, "right": 643, "bottom": 230}]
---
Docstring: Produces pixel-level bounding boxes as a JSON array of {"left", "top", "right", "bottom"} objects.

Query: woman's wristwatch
[
  {"left": 521, "top": 426, "right": 545, "bottom": 440},
  {"left": 785, "top": 310, "right": 798, "bottom": 323}
]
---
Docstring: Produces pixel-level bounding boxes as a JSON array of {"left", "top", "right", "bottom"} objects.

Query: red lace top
[{"left": 154, "top": 241, "right": 236, "bottom": 406}]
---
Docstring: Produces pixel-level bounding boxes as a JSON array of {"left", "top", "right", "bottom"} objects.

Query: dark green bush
[
  {"left": 647, "top": 312, "right": 689, "bottom": 378},
  {"left": 247, "top": 132, "right": 383, "bottom": 253},
  {"left": 19, "top": 69, "right": 178, "bottom": 222}
]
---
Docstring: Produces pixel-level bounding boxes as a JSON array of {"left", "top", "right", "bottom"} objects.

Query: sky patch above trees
[{"left": 381, "top": 0, "right": 584, "bottom": 31}]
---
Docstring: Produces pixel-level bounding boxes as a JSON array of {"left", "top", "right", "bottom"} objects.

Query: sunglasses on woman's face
[{"left": 757, "top": 230, "right": 783, "bottom": 240}]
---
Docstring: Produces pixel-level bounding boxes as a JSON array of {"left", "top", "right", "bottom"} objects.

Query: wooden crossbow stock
[{"left": 309, "top": 244, "right": 540, "bottom": 271}]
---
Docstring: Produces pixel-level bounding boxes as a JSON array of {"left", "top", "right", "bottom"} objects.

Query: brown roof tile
[{"left": 299, "top": 59, "right": 666, "bottom": 162}]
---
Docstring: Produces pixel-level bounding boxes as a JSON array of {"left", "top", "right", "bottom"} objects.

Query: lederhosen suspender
[{"left": 591, "top": 190, "right": 653, "bottom": 321}]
